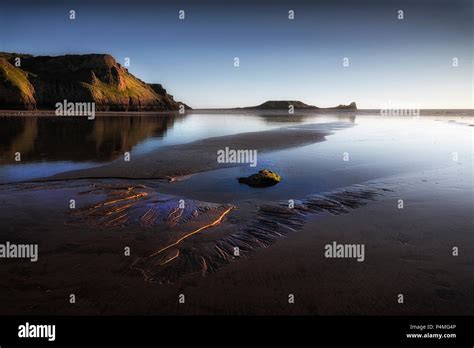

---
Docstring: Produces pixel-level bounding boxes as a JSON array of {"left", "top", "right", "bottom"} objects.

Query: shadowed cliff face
[{"left": 0, "top": 53, "right": 189, "bottom": 111}]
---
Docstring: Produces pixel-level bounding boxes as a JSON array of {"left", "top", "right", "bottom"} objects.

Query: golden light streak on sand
[
  {"left": 148, "top": 206, "right": 234, "bottom": 258},
  {"left": 102, "top": 192, "right": 148, "bottom": 206},
  {"left": 159, "top": 249, "right": 180, "bottom": 266},
  {"left": 131, "top": 206, "right": 235, "bottom": 282},
  {"left": 104, "top": 213, "right": 128, "bottom": 226},
  {"left": 82, "top": 192, "right": 149, "bottom": 212},
  {"left": 168, "top": 206, "right": 184, "bottom": 226}
]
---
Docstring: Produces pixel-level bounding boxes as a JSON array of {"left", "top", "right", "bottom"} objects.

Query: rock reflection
[{"left": 0, "top": 114, "right": 185, "bottom": 164}]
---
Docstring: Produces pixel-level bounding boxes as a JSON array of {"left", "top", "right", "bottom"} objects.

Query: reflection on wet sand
[
  {"left": 255, "top": 111, "right": 356, "bottom": 124},
  {"left": 0, "top": 115, "right": 185, "bottom": 164}
]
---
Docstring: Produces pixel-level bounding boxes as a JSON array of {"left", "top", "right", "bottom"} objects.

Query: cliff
[{"left": 0, "top": 52, "right": 190, "bottom": 111}]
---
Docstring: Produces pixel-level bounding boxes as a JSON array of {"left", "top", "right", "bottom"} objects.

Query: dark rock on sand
[{"left": 237, "top": 169, "right": 281, "bottom": 187}]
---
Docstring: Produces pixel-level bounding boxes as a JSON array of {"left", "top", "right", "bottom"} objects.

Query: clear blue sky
[{"left": 1, "top": 0, "right": 472, "bottom": 108}]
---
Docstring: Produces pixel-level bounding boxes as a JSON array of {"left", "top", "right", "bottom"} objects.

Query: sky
[{"left": 0, "top": 0, "right": 472, "bottom": 109}]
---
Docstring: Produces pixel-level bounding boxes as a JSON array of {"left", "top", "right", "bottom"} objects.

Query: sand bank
[{"left": 40, "top": 123, "right": 349, "bottom": 182}]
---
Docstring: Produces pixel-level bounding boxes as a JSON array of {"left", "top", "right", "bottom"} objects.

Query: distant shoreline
[{"left": 0, "top": 108, "right": 473, "bottom": 117}]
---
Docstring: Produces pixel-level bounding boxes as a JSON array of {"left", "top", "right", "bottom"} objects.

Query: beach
[
  {"left": 41, "top": 122, "right": 346, "bottom": 181},
  {"left": 0, "top": 167, "right": 471, "bottom": 315},
  {"left": 0, "top": 111, "right": 472, "bottom": 315}
]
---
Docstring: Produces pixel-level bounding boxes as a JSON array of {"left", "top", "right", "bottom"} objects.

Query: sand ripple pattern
[
  {"left": 134, "top": 184, "right": 392, "bottom": 283},
  {"left": 69, "top": 184, "right": 232, "bottom": 229}
]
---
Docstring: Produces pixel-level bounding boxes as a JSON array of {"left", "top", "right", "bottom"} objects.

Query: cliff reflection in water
[{"left": 0, "top": 115, "right": 184, "bottom": 164}]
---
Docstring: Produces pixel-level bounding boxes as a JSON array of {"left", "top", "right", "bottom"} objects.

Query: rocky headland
[{"left": 0, "top": 52, "right": 190, "bottom": 111}]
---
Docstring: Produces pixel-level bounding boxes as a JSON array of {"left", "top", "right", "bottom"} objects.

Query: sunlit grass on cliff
[
  {"left": 85, "top": 71, "right": 157, "bottom": 103},
  {"left": 0, "top": 57, "right": 36, "bottom": 105}
]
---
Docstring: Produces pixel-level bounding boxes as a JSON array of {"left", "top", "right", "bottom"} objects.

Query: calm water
[
  {"left": 0, "top": 110, "right": 473, "bottom": 195},
  {"left": 156, "top": 112, "right": 474, "bottom": 203}
]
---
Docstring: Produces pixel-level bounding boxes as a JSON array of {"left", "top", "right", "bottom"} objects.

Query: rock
[
  {"left": 244, "top": 100, "right": 319, "bottom": 110},
  {"left": 328, "top": 102, "right": 357, "bottom": 110},
  {"left": 237, "top": 169, "right": 281, "bottom": 187},
  {"left": 241, "top": 100, "right": 357, "bottom": 110},
  {"left": 0, "top": 52, "right": 191, "bottom": 111},
  {"left": 148, "top": 83, "right": 168, "bottom": 96}
]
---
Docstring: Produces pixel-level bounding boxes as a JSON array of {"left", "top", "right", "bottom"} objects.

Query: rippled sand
[{"left": 0, "top": 117, "right": 472, "bottom": 315}]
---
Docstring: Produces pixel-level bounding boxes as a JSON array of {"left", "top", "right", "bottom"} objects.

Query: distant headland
[{"left": 241, "top": 100, "right": 357, "bottom": 110}]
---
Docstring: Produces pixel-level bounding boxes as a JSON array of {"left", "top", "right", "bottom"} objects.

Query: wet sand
[
  {"left": 40, "top": 123, "right": 348, "bottom": 181},
  {"left": 189, "top": 167, "right": 473, "bottom": 315},
  {"left": 0, "top": 165, "right": 471, "bottom": 315},
  {"left": 0, "top": 117, "right": 472, "bottom": 315}
]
